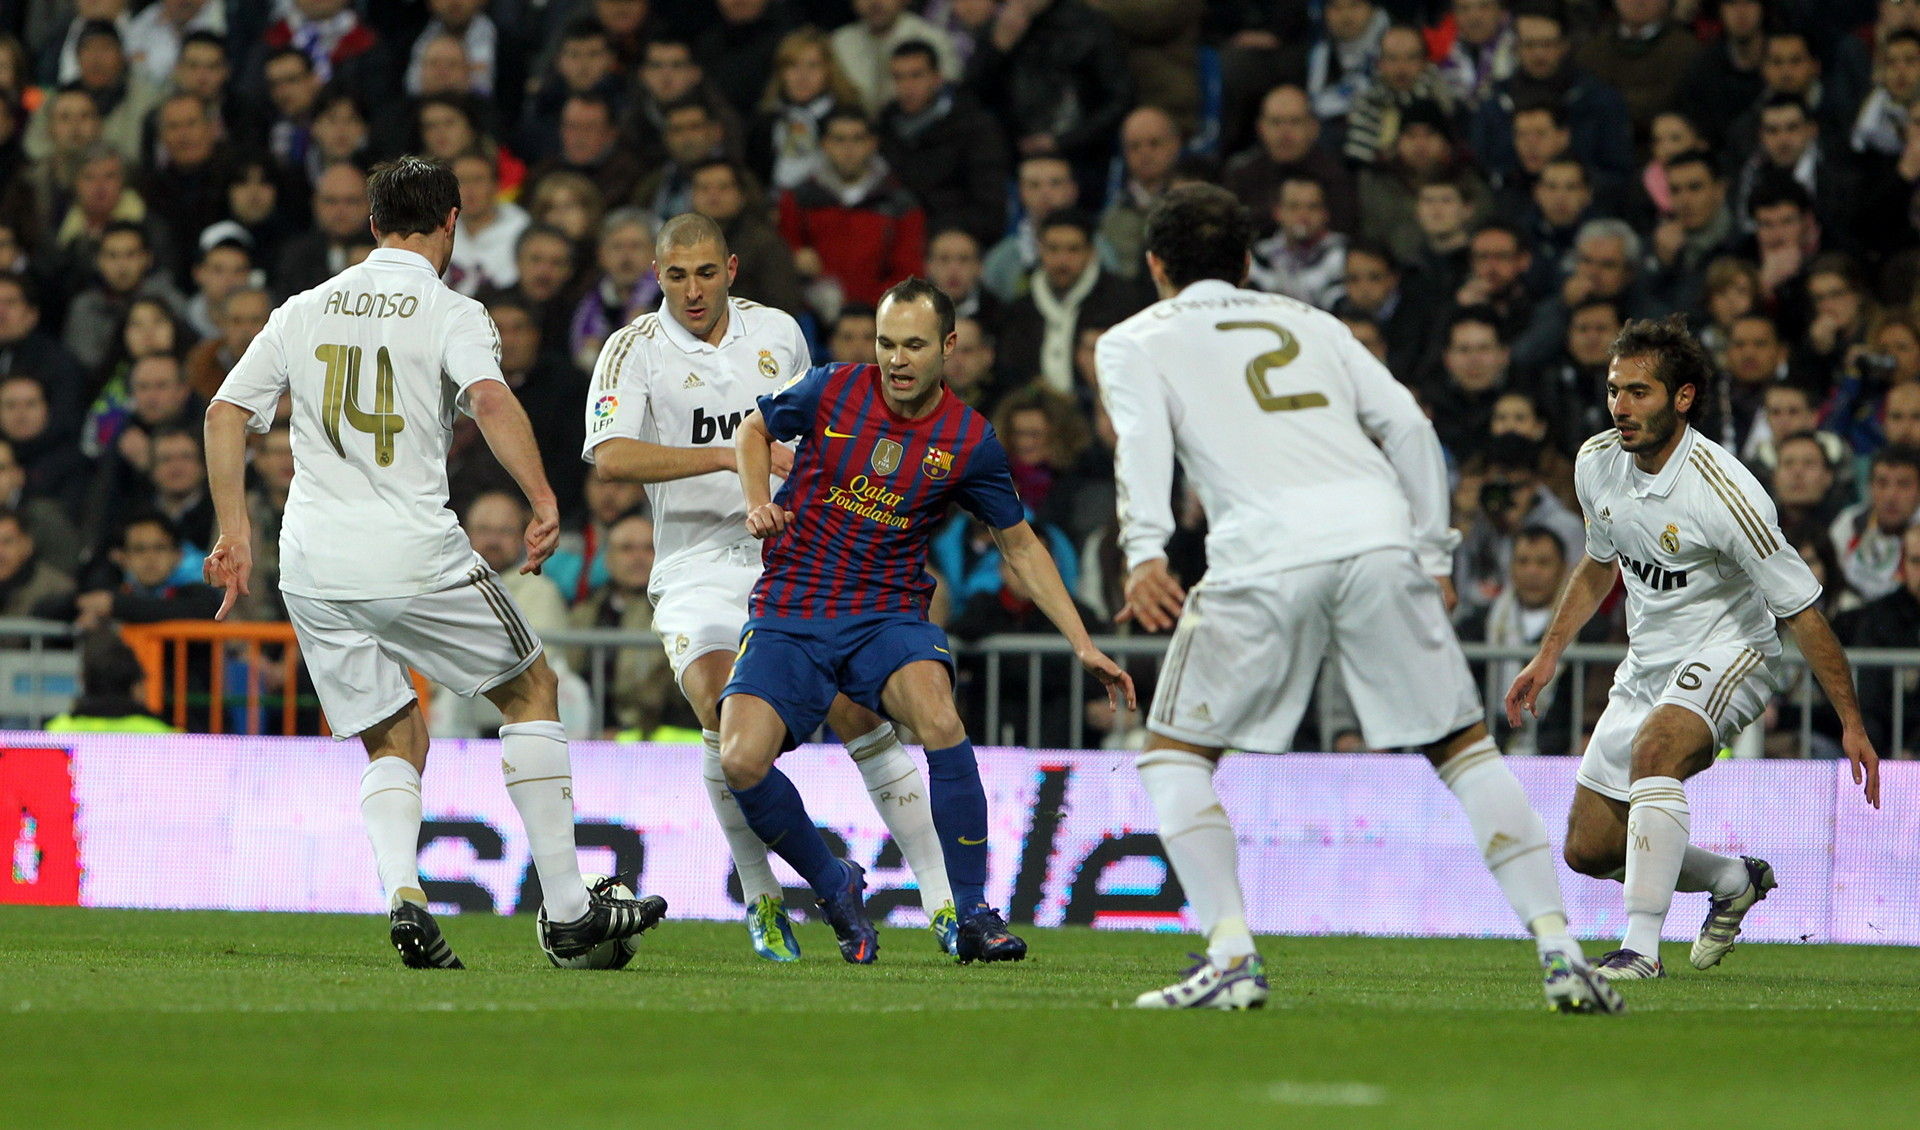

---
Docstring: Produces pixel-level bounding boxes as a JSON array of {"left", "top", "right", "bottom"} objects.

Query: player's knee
[
  {"left": 1562, "top": 839, "right": 1622, "bottom": 877},
  {"left": 718, "top": 739, "right": 773, "bottom": 790},
  {"left": 914, "top": 704, "right": 966, "bottom": 750}
]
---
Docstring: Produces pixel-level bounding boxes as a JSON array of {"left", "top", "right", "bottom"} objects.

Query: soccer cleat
[
  {"left": 954, "top": 906, "right": 1027, "bottom": 964},
  {"left": 1135, "top": 953, "right": 1269, "bottom": 1010},
  {"left": 746, "top": 893, "right": 801, "bottom": 962},
  {"left": 929, "top": 902, "right": 959, "bottom": 956},
  {"left": 541, "top": 880, "right": 669, "bottom": 960},
  {"left": 389, "top": 902, "right": 465, "bottom": 970},
  {"left": 1593, "top": 948, "right": 1665, "bottom": 981},
  {"left": 1691, "top": 856, "right": 1778, "bottom": 970},
  {"left": 815, "top": 860, "right": 878, "bottom": 964},
  {"left": 1541, "top": 950, "right": 1627, "bottom": 1015}
]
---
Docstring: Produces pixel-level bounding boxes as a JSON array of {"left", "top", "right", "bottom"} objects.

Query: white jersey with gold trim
[
  {"left": 581, "top": 297, "right": 810, "bottom": 580},
  {"left": 1574, "top": 425, "right": 1821, "bottom": 682}
]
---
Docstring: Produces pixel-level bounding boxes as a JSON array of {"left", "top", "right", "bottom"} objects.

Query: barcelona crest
[
  {"left": 922, "top": 447, "right": 953, "bottom": 480},
  {"left": 870, "top": 438, "right": 903, "bottom": 474}
]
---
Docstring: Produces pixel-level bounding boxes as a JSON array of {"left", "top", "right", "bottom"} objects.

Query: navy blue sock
[
  {"left": 923, "top": 739, "right": 989, "bottom": 912},
  {"left": 729, "top": 767, "right": 844, "bottom": 899}
]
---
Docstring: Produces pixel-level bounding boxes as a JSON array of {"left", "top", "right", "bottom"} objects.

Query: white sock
[
  {"left": 705, "top": 729, "right": 782, "bottom": 905},
  {"left": 1136, "top": 749, "right": 1255, "bottom": 966},
  {"left": 1677, "top": 845, "right": 1749, "bottom": 899},
  {"left": 847, "top": 723, "right": 953, "bottom": 912},
  {"left": 1436, "top": 738, "right": 1575, "bottom": 956},
  {"left": 500, "top": 720, "right": 589, "bottom": 923},
  {"left": 359, "top": 756, "right": 425, "bottom": 911},
  {"left": 1622, "top": 775, "right": 1690, "bottom": 957}
]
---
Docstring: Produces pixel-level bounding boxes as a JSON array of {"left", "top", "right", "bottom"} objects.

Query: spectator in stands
[
  {"left": 1490, "top": 99, "right": 1584, "bottom": 219},
  {"left": 1732, "top": 95, "right": 1860, "bottom": 249},
  {"left": 1825, "top": 309, "right": 1920, "bottom": 455},
  {"left": 42, "top": 627, "right": 174, "bottom": 734},
  {"left": 1727, "top": 29, "right": 1858, "bottom": 160},
  {"left": 184, "top": 285, "right": 266, "bottom": 400},
  {"left": 0, "top": 503, "right": 75, "bottom": 617},
  {"left": 0, "top": 440, "right": 81, "bottom": 578},
  {"left": 1436, "top": 0, "right": 1515, "bottom": 112},
  {"left": 239, "top": 420, "right": 291, "bottom": 621},
  {"left": 1638, "top": 110, "right": 1708, "bottom": 221},
  {"left": 1454, "top": 433, "right": 1586, "bottom": 620},
  {"left": 777, "top": 106, "right": 923, "bottom": 318},
  {"left": 25, "top": 22, "right": 162, "bottom": 166},
  {"left": 946, "top": 315, "right": 1000, "bottom": 410},
  {"left": 1702, "top": 311, "right": 1788, "bottom": 458},
  {"left": 273, "top": 162, "right": 365, "bottom": 298},
  {"left": 518, "top": 23, "right": 628, "bottom": 167},
  {"left": 1885, "top": 382, "right": 1920, "bottom": 451},
  {"left": 464, "top": 490, "right": 569, "bottom": 638},
  {"left": 746, "top": 27, "right": 864, "bottom": 194},
  {"left": 1305, "top": 0, "right": 1387, "bottom": 124},
  {"left": 1409, "top": 174, "right": 1477, "bottom": 298},
  {"left": 143, "top": 92, "right": 232, "bottom": 278},
  {"left": 548, "top": 463, "right": 646, "bottom": 605},
  {"left": 1850, "top": 524, "right": 1920, "bottom": 758},
  {"left": 259, "top": 46, "right": 321, "bottom": 172},
  {"left": 1485, "top": 388, "right": 1576, "bottom": 507},
  {"left": 1452, "top": 219, "right": 1536, "bottom": 344},
  {"left": 1249, "top": 175, "right": 1347, "bottom": 310},
  {"left": 1532, "top": 296, "right": 1620, "bottom": 450},
  {"left": 1796, "top": 254, "right": 1877, "bottom": 393},
  {"left": 1344, "top": 23, "right": 1453, "bottom": 167},
  {"left": 480, "top": 295, "right": 586, "bottom": 517},
  {"left": 50, "top": 511, "right": 219, "bottom": 627},
  {"left": 568, "top": 508, "right": 676, "bottom": 737},
  {"left": 217, "top": 157, "right": 297, "bottom": 273},
  {"left": 1472, "top": 2, "right": 1633, "bottom": 185},
  {"left": 569, "top": 208, "right": 658, "bottom": 373},
  {"left": 0, "top": 273, "right": 86, "bottom": 436},
  {"left": 877, "top": 40, "right": 1007, "bottom": 245},
  {"left": 81, "top": 296, "right": 193, "bottom": 460},
  {"left": 1772, "top": 430, "right": 1846, "bottom": 537},
  {"left": 685, "top": 160, "right": 803, "bottom": 317},
  {"left": 302, "top": 85, "right": 371, "bottom": 183},
  {"left": 1096, "top": 105, "right": 1181, "bottom": 281},
  {"left": 999, "top": 209, "right": 1146, "bottom": 394},
  {"left": 20, "top": 88, "right": 103, "bottom": 237},
  {"left": 1853, "top": 28, "right": 1920, "bottom": 157},
  {"left": 257, "top": 0, "right": 385, "bottom": 106},
  {"left": 480, "top": 224, "right": 578, "bottom": 353},
  {"left": 44, "top": 144, "right": 148, "bottom": 293},
  {"left": 140, "top": 424, "right": 212, "bottom": 556},
  {"left": 63, "top": 221, "right": 183, "bottom": 374},
  {"left": 525, "top": 93, "right": 642, "bottom": 215},
  {"left": 410, "top": 96, "right": 522, "bottom": 195},
  {"left": 524, "top": 172, "right": 604, "bottom": 250},
  {"left": 85, "top": 347, "right": 197, "bottom": 521},
  {"left": 0, "top": 375, "right": 89, "bottom": 514},
  {"left": 1649, "top": 149, "right": 1737, "bottom": 313},
  {"left": 990, "top": 381, "right": 1100, "bottom": 540},
  {"left": 122, "top": 0, "right": 221, "bottom": 89},
  {"left": 1428, "top": 305, "right": 1513, "bottom": 459},
  {"left": 965, "top": 0, "right": 1132, "bottom": 202},
  {"left": 949, "top": 554, "right": 1106, "bottom": 748},
  {"left": 832, "top": 0, "right": 958, "bottom": 117},
  {"left": 826, "top": 305, "right": 878, "bottom": 364},
  {"left": 623, "top": 35, "right": 741, "bottom": 174},
  {"left": 181, "top": 238, "right": 250, "bottom": 341},
  {"left": 1520, "top": 155, "right": 1592, "bottom": 291},
  {"left": 1341, "top": 313, "right": 1391, "bottom": 366},
  {"left": 695, "top": 0, "right": 795, "bottom": 121},
  {"left": 634, "top": 99, "right": 729, "bottom": 221},
  {"left": 1358, "top": 100, "right": 1490, "bottom": 266},
  {"left": 926, "top": 226, "right": 1001, "bottom": 326},
  {"left": 1677, "top": 0, "right": 1767, "bottom": 150},
  {"left": 1224, "top": 84, "right": 1357, "bottom": 233},
  {"left": 1458, "top": 524, "right": 1598, "bottom": 756},
  {"left": 982, "top": 153, "right": 1117, "bottom": 302},
  {"left": 1526, "top": 217, "right": 1650, "bottom": 365},
  {"left": 1334, "top": 240, "right": 1435, "bottom": 381},
  {"left": 1574, "top": 0, "right": 1698, "bottom": 140},
  {"left": 1747, "top": 382, "right": 1842, "bottom": 476},
  {"left": 405, "top": 0, "right": 499, "bottom": 99},
  {"left": 1830, "top": 444, "right": 1920, "bottom": 601}
]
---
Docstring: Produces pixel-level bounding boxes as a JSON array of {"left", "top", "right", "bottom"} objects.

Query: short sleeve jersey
[
  {"left": 581, "top": 297, "right": 811, "bottom": 577},
  {"left": 211, "top": 248, "right": 503, "bottom": 600},
  {"left": 1574, "top": 426, "right": 1821, "bottom": 678},
  {"left": 751, "top": 364, "right": 1024, "bottom": 620}
]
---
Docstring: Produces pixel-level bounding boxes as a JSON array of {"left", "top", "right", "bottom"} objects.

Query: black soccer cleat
[
  {"left": 541, "top": 880, "right": 669, "bottom": 960},
  {"left": 815, "top": 860, "right": 879, "bottom": 964},
  {"left": 389, "top": 902, "right": 465, "bottom": 970},
  {"left": 954, "top": 906, "right": 1027, "bottom": 964}
]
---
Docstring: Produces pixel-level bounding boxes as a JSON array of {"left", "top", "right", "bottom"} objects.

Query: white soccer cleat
[
  {"left": 1594, "top": 948, "right": 1665, "bottom": 981},
  {"left": 1541, "top": 950, "right": 1626, "bottom": 1015},
  {"left": 1135, "top": 953, "right": 1269, "bottom": 1010},
  {"left": 1691, "top": 856, "right": 1777, "bottom": 971}
]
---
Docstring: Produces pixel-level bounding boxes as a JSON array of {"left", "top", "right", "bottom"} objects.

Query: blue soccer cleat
[
  {"left": 746, "top": 893, "right": 801, "bottom": 962},
  {"left": 815, "top": 860, "right": 878, "bottom": 964},
  {"left": 955, "top": 906, "right": 1027, "bottom": 964},
  {"left": 929, "top": 901, "right": 959, "bottom": 955}
]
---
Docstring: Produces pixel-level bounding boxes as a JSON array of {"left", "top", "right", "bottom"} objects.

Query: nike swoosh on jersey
[
  {"left": 824, "top": 426, "right": 857, "bottom": 439},
  {"left": 957, "top": 835, "right": 987, "bottom": 845}
]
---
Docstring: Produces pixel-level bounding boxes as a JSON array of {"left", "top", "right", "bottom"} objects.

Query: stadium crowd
[{"left": 0, "top": 0, "right": 1916, "bottom": 756}]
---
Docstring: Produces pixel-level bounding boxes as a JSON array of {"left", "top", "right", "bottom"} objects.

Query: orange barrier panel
[{"left": 118, "top": 621, "right": 430, "bottom": 736}]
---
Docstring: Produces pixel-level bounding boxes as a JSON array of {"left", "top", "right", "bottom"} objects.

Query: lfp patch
[{"left": 593, "top": 394, "right": 618, "bottom": 420}]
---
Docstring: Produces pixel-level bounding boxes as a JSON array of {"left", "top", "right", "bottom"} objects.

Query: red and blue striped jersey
[{"left": 751, "top": 362, "right": 1025, "bottom": 619}]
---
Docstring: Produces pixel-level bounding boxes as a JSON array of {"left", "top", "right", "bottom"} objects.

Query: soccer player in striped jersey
[
  {"left": 1508, "top": 315, "right": 1880, "bottom": 981},
  {"left": 719, "top": 277, "right": 1134, "bottom": 964}
]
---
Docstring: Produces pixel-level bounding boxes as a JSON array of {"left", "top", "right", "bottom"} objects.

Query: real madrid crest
[
  {"left": 758, "top": 349, "right": 778, "bottom": 378},
  {"left": 1659, "top": 524, "right": 1680, "bottom": 554},
  {"left": 870, "top": 438, "right": 903, "bottom": 474},
  {"left": 674, "top": 634, "right": 689, "bottom": 655}
]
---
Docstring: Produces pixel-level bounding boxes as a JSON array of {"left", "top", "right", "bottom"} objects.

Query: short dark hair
[
  {"left": 561, "top": 17, "right": 612, "bottom": 47},
  {"left": 1540, "top": 154, "right": 1588, "bottom": 184},
  {"left": 76, "top": 20, "right": 121, "bottom": 49},
  {"left": 1343, "top": 238, "right": 1398, "bottom": 272},
  {"left": 1485, "top": 433, "right": 1542, "bottom": 474},
  {"left": 99, "top": 220, "right": 148, "bottom": 250},
  {"left": 1036, "top": 207, "right": 1096, "bottom": 242},
  {"left": 1569, "top": 295, "right": 1623, "bottom": 322},
  {"left": 312, "top": 84, "right": 369, "bottom": 123},
  {"left": 878, "top": 277, "right": 956, "bottom": 339},
  {"left": 1871, "top": 444, "right": 1920, "bottom": 479},
  {"left": 1144, "top": 183, "right": 1253, "bottom": 289},
  {"left": 1760, "top": 92, "right": 1811, "bottom": 121},
  {"left": 821, "top": 105, "right": 872, "bottom": 134},
  {"left": 1448, "top": 303, "right": 1506, "bottom": 345},
  {"left": 1511, "top": 97, "right": 1569, "bottom": 131},
  {"left": 1663, "top": 147, "right": 1717, "bottom": 179},
  {"left": 1889, "top": 28, "right": 1920, "bottom": 54},
  {"left": 1470, "top": 218, "right": 1528, "bottom": 251},
  {"left": 367, "top": 156, "right": 456, "bottom": 238},
  {"left": 1514, "top": 524, "right": 1568, "bottom": 562},
  {"left": 117, "top": 511, "right": 179, "bottom": 550},
  {"left": 564, "top": 90, "right": 615, "bottom": 123},
  {"left": 1766, "top": 382, "right": 1816, "bottom": 408},
  {"left": 1611, "top": 314, "right": 1713, "bottom": 415},
  {"left": 78, "top": 626, "right": 146, "bottom": 699},
  {"left": 180, "top": 29, "right": 227, "bottom": 56},
  {"left": 1747, "top": 172, "right": 1813, "bottom": 218},
  {"left": 890, "top": 39, "right": 941, "bottom": 69},
  {"left": 264, "top": 46, "right": 312, "bottom": 74}
]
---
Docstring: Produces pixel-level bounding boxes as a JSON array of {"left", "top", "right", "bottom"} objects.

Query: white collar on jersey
[
  {"left": 1628, "top": 424, "right": 1697, "bottom": 500},
  {"left": 363, "top": 247, "right": 440, "bottom": 275},
  {"left": 657, "top": 298, "right": 745, "bottom": 354}
]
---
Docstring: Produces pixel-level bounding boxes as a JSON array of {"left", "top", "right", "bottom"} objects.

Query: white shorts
[
  {"left": 1577, "top": 643, "right": 1784, "bottom": 801},
  {"left": 284, "top": 566, "right": 542, "bottom": 738},
  {"left": 1148, "top": 548, "right": 1483, "bottom": 752},
  {"left": 647, "top": 546, "right": 761, "bottom": 685}
]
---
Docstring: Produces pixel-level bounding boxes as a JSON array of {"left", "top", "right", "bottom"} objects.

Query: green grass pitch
[{"left": 4, "top": 907, "right": 1917, "bottom": 1129}]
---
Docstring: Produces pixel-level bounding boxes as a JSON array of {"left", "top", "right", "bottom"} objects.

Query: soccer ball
[{"left": 537, "top": 874, "right": 639, "bottom": 970}]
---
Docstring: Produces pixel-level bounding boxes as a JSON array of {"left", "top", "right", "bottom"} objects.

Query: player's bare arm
[
  {"left": 736, "top": 410, "right": 794, "bottom": 538},
  {"left": 1782, "top": 606, "right": 1882, "bottom": 808},
  {"left": 989, "top": 520, "right": 1137, "bottom": 711},
  {"left": 1117, "top": 557, "right": 1186, "bottom": 633},
  {"left": 468, "top": 380, "right": 560, "bottom": 573},
  {"left": 595, "top": 436, "right": 794, "bottom": 484},
  {"left": 202, "top": 400, "right": 255, "bottom": 621},
  {"left": 1506, "top": 553, "right": 1619, "bottom": 724}
]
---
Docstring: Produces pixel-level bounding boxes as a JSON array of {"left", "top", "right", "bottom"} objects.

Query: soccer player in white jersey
[
  {"left": 1507, "top": 316, "right": 1880, "bottom": 981},
  {"left": 1100, "top": 184, "right": 1621, "bottom": 1013},
  {"left": 582, "top": 212, "right": 957, "bottom": 961},
  {"left": 202, "top": 157, "right": 667, "bottom": 969}
]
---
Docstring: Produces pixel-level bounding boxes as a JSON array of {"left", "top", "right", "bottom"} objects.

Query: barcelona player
[{"left": 719, "top": 277, "right": 1135, "bottom": 964}]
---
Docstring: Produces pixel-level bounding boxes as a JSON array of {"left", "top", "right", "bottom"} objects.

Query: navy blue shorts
[{"left": 719, "top": 614, "right": 955, "bottom": 750}]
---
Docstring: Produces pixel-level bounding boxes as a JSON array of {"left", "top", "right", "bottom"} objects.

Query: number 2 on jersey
[
  {"left": 1216, "top": 320, "right": 1328, "bottom": 413},
  {"left": 314, "top": 343, "right": 406, "bottom": 466}
]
